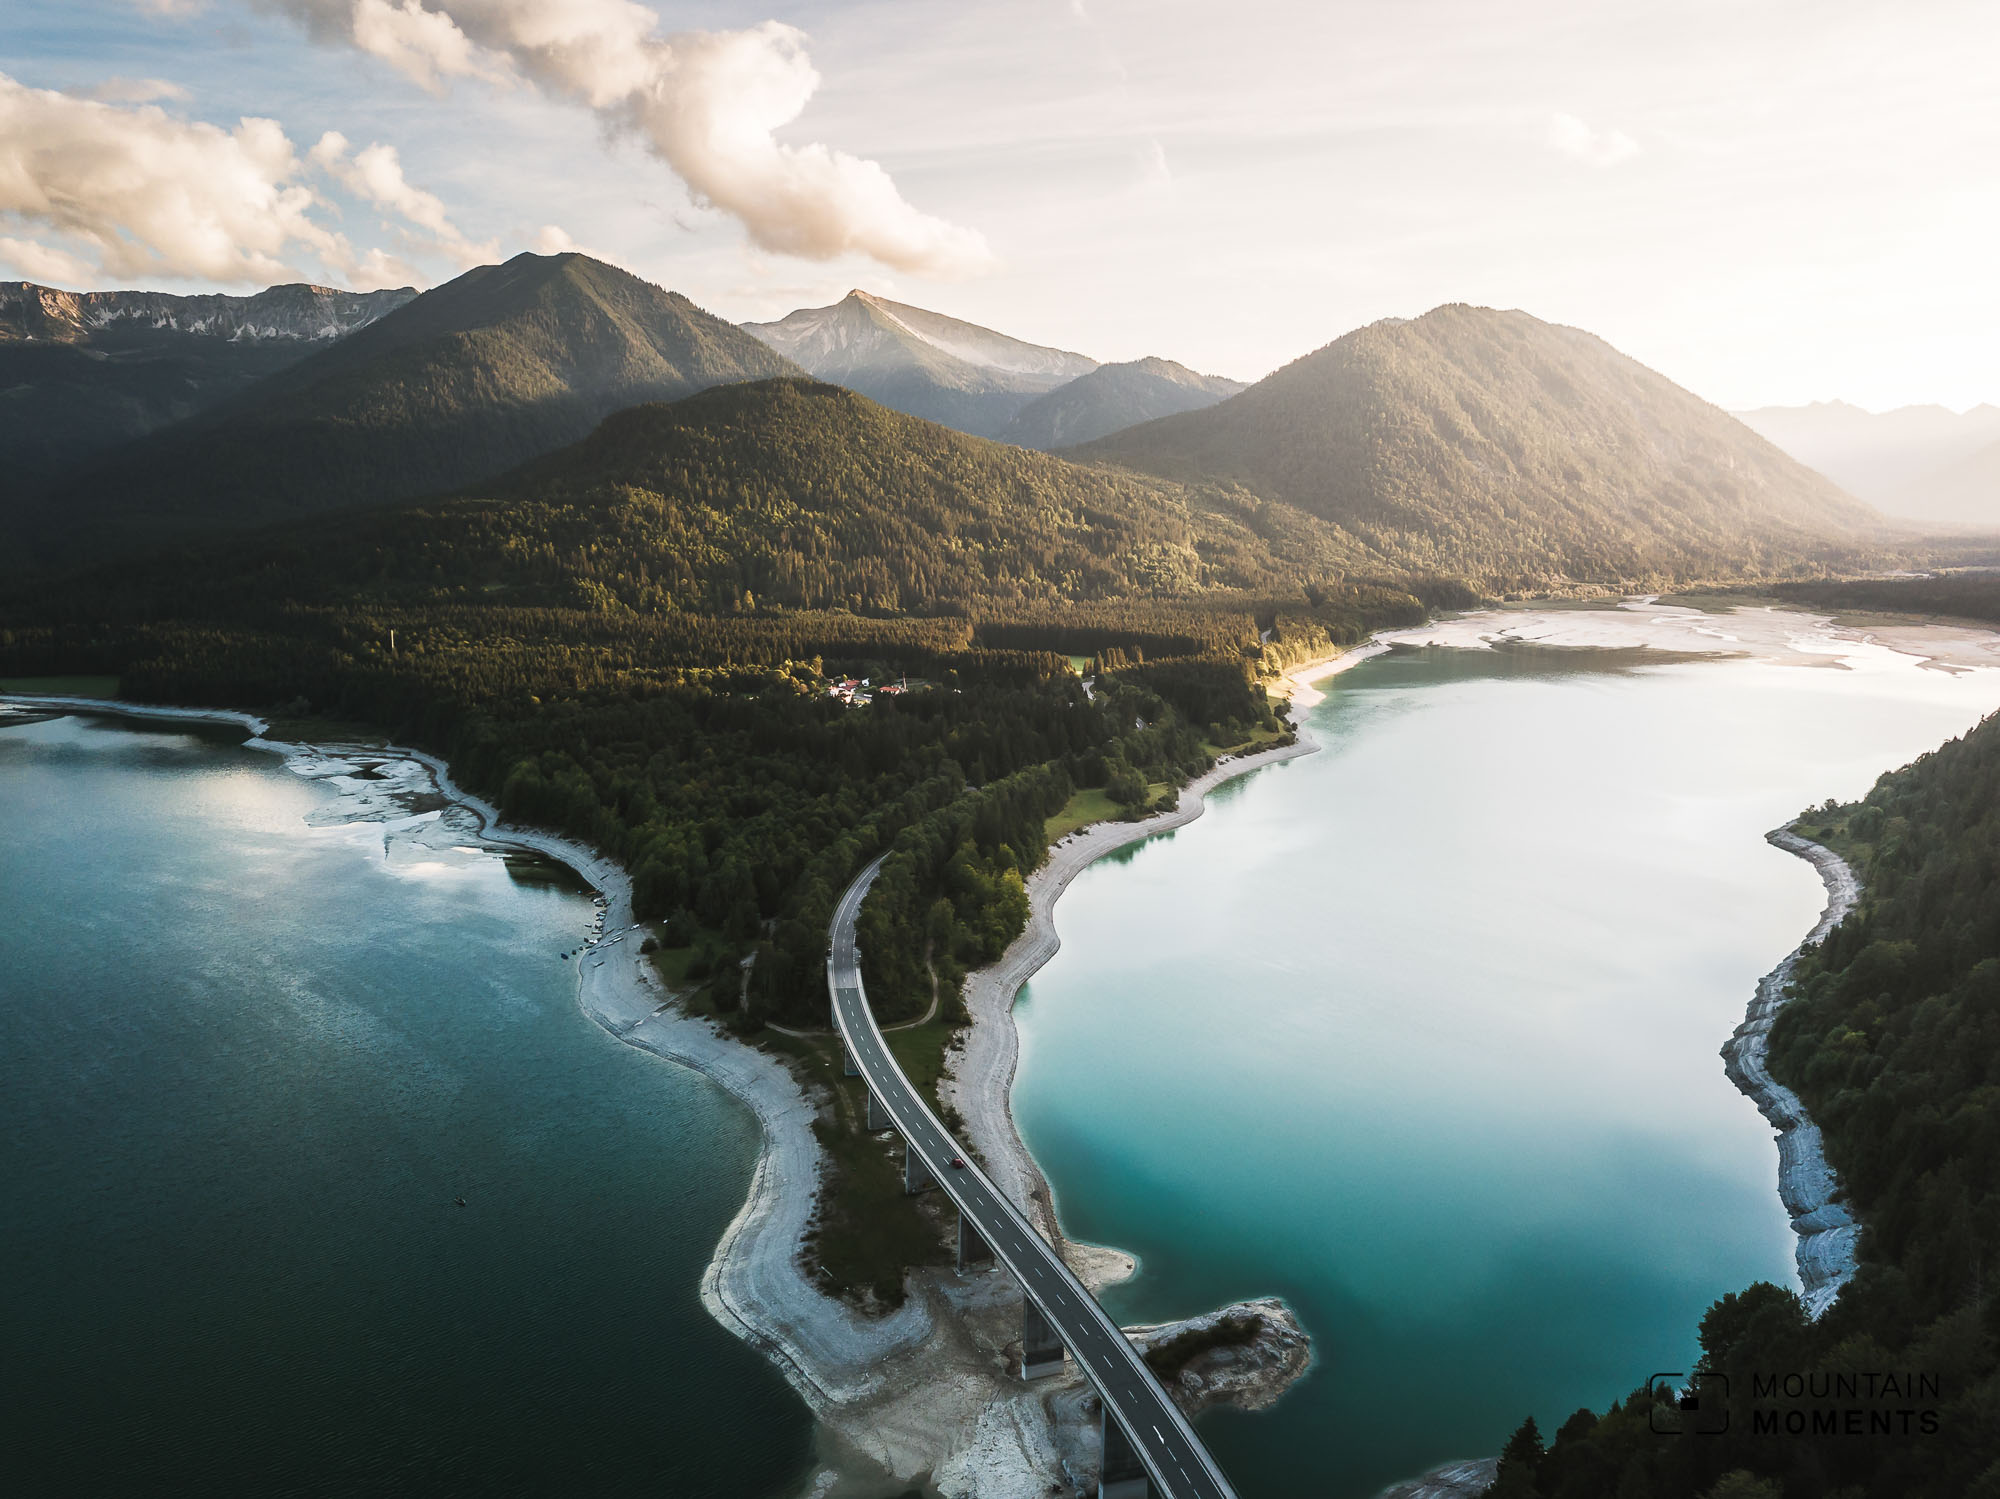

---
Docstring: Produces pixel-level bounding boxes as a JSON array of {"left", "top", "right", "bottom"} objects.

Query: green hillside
[
  {"left": 80, "top": 378, "right": 1364, "bottom": 618},
  {"left": 32, "top": 253, "right": 799, "bottom": 566},
  {"left": 0, "top": 280, "right": 417, "bottom": 533},
  {"left": 1081, "top": 304, "right": 1883, "bottom": 591}
]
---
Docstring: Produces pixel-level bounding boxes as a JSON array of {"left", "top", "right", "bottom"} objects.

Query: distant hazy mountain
[
  {"left": 741, "top": 291, "right": 1096, "bottom": 438},
  {"left": 1733, "top": 401, "right": 2000, "bottom": 521},
  {"left": 22, "top": 253, "right": 798, "bottom": 568},
  {"left": 1899, "top": 437, "right": 2000, "bottom": 529},
  {"left": 0, "top": 280, "right": 415, "bottom": 497},
  {"left": 1001, "top": 357, "right": 1246, "bottom": 451},
  {"left": 1080, "top": 305, "right": 1878, "bottom": 591}
]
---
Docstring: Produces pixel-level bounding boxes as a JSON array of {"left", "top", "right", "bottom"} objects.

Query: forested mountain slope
[
  {"left": 46, "top": 379, "right": 1368, "bottom": 618},
  {"left": 1081, "top": 304, "right": 1882, "bottom": 591},
  {"left": 26, "top": 253, "right": 797, "bottom": 567},
  {"left": 742, "top": 290, "right": 1096, "bottom": 439},
  {"left": 1003, "top": 356, "right": 1245, "bottom": 450},
  {"left": 0, "top": 280, "right": 415, "bottom": 518}
]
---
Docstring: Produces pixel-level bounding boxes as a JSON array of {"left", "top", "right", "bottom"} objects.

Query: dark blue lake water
[{"left": 0, "top": 711, "right": 812, "bottom": 1496}]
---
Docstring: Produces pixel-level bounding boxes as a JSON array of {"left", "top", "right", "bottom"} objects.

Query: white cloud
[
  {"left": 349, "top": 0, "right": 510, "bottom": 91},
  {"left": 0, "top": 73, "right": 356, "bottom": 284},
  {"left": 530, "top": 223, "right": 613, "bottom": 263},
  {"left": 0, "top": 71, "right": 465, "bottom": 290},
  {"left": 310, "top": 129, "right": 496, "bottom": 266},
  {"left": 263, "top": 1, "right": 993, "bottom": 276},
  {"left": 77, "top": 77, "right": 191, "bottom": 104},
  {"left": 1545, "top": 112, "right": 1640, "bottom": 167},
  {"left": 0, "top": 234, "right": 98, "bottom": 284}
]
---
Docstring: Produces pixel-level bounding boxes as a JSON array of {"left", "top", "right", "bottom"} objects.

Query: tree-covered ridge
[
  {"left": 1774, "top": 573, "right": 2000, "bottom": 628},
  {"left": 1080, "top": 304, "right": 1884, "bottom": 593},
  {"left": 52, "top": 379, "right": 1375, "bottom": 620},
  {"left": 1486, "top": 711, "right": 2000, "bottom": 1499},
  {"left": 469, "top": 378, "right": 1286, "bottom": 611},
  {"left": 29, "top": 253, "right": 800, "bottom": 568}
]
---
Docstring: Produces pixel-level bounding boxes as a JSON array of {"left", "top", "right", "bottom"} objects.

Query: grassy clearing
[
  {"left": 1066, "top": 654, "right": 1092, "bottom": 675},
  {"left": 1202, "top": 721, "right": 1290, "bottom": 760},
  {"left": 0, "top": 675, "right": 120, "bottom": 698},
  {"left": 764, "top": 1024, "right": 961, "bottom": 1306},
  {"left": 885, "top": 1014, "right": 961, "bottom": 1102},
  {"left": 1045, "top": 785, "right": 1122, "bottom": 843},
  {"left": 1791, "top": 804, "right": 1877, "bottom": 873},
  {"left": 647, "top": 942, "right": 701, "bottom": 987}
]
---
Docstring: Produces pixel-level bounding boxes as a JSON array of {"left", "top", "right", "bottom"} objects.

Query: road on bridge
[{"left": 827, "top": 857, "right": 1239, "bottom": 1499}]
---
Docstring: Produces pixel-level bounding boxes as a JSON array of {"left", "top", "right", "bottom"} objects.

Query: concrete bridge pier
[
  {"left": 956, "top": 1212, "right": 993, "bottom": 1273},
  {"left": 1021, "top": 1296, "right": 1067, "bottom": 1379},
  {"left": 866, "top": 1087, "right": 893, "bottom": 1132},
  {"left": 842, "top": 1041, "right": 860, "bottom": 1077},
  {"left": 1099, "top": 1405, "right": 1152, "bottom": 1499},
  {"left": 903, "top": 1140, "right": 937, "bottom": 1194}
]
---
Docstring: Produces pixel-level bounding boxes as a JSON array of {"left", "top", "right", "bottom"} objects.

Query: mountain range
[
  {"left": 1, "top": 280, "right": 416, "bottom": 498},
  {"left": 1, "top": 254, "right": 1903, "bottom": 600},
  {"left": 1735, "top": 400, "right": 2000, "bottom": 525},
  {"left": 16, "top": 253, "right": 797, "bottom": 568}
]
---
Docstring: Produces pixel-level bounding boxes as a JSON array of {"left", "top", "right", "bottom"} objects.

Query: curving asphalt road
[{"left": 827, "top": 857, "right": 1238, "bottom": 1499}]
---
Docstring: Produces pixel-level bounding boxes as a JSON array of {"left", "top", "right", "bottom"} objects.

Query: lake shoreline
[
  {"left": 2, "top": 624, "right": 1881, "bottom": 1493},
  {"left": 943, "top": 642, "right": 1380, "bottom": 1261},
  {"left": 3, "top": 687, "right": 1326, "bottom": 1497},
  {"left": 1721, "top": 829, "right": 1864, "bottom": 1317}
]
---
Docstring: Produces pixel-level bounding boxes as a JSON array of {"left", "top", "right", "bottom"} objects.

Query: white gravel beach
[{"left": 1722, "top": 829, "right": 1864, "bottom": 1316}]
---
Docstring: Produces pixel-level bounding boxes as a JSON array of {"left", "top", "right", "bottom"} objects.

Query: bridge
[{"left": 828, "top": 858, "right": 1239, "bottom": 1499}]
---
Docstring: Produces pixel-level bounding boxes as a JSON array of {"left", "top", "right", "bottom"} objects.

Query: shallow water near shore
[
  {"left": 0, "top": 712, "right": 812, "bottom": 1496},
  {"left": 1013, "top": 634, "right": 2000, "bottom": 1499}
]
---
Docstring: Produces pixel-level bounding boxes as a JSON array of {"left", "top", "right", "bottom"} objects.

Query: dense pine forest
[
  {"left": 1486, "top": 680, "right": 2000, "bottom": 1499},
  {"left": 1775, "top": 574, "right": 2000, "bottom": 630}
]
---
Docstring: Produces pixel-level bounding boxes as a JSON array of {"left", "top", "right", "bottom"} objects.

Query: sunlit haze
[{"left": 5, "top": 0, "right": 1997, "bottom": 410}]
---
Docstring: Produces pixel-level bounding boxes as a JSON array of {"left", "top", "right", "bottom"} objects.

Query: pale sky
[{"left": 4, "top": 0, "right": 1997, "bottom": 411}]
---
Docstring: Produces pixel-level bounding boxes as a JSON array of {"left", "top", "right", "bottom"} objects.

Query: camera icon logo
[{"left": 1646, "top": 1372, "right": 1730, "bottom": 1435}]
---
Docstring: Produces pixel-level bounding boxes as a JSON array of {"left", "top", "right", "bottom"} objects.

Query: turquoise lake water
[
  {"left": 1012, "top": 641, "right": 2000, "bottom": 1498},
  {"left": 0, "top": 712, "right": 812, "bottom": 1496},
  {"left": 9, "top": 635, "right": 1999, "bottom": 1499}
]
